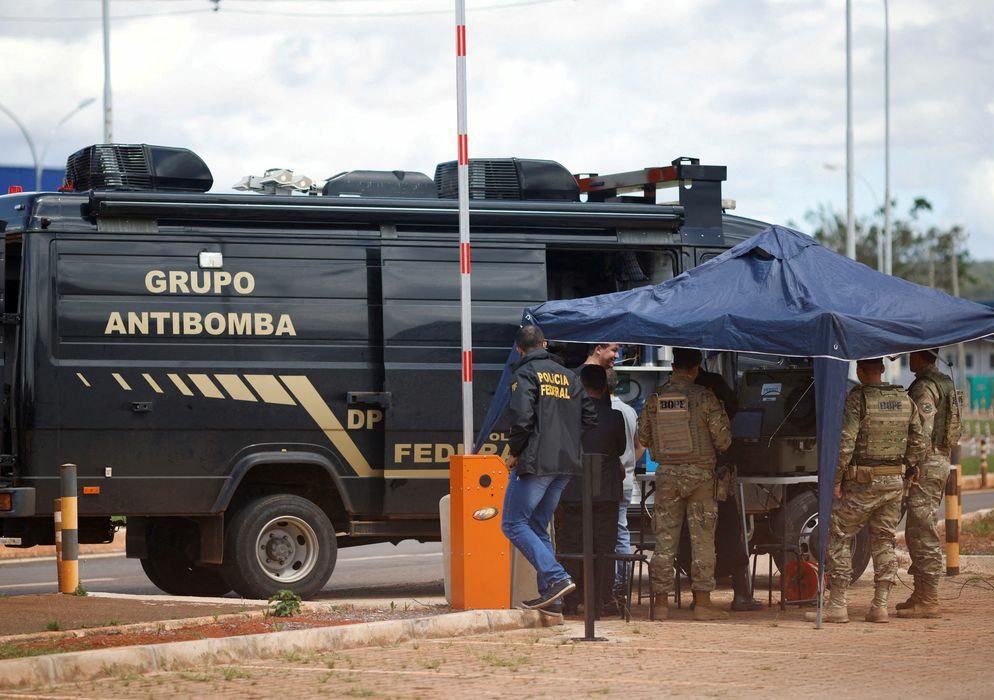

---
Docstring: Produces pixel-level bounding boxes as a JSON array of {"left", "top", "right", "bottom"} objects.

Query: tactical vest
[
  {"left": 855, "top": 384, "right": 913, "bottom": 464},
  {"left": 915, "top": 368, "right": 961, "bottom": 450},
  {"left": 650, "top": 381, "right": 715, "bottom": 466}
]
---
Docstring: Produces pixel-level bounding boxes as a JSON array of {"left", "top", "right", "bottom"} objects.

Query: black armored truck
[{"left": 0, "top": 144, "right": 856, "bottom": 599}]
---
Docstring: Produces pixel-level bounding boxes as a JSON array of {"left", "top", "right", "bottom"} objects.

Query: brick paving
[{"left": 9, "top": 555, "right": 994, "bottom": 700}]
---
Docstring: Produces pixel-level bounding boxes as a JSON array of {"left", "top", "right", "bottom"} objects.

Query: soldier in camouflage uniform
[
  {"left": 637, "top": 348, "right": 731, "bottom": 621},
  {"left": 813, "top": 358, "right": 927, "bottom": 624},
  {"left": 898, "top": 349, "right": 961, "bottom": 618}
]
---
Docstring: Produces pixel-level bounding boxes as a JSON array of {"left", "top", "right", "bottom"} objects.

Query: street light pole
[
  {"left": 0, "top": 102, "right": 39, "bottom": 191},
  {"left": 845, "top": 0, "right": 855, "bottom": 260},
  {"left": 36, "top": 98, "right": 96, "bottom": 191},
  {"left": 883, "top": 0, "right": 892, "bottom": 276},
  {"left": 102, "top": 0, "right": 113, "bottom": 143}
]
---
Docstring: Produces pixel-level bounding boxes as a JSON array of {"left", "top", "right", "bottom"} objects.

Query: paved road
[{"left": 0, "top": 540, "right": 444, "bottom": 600}]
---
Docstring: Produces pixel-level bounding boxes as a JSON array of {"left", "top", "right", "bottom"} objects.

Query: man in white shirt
[{"left": 606, "top": 368, "right": 644, "bottom": 597}]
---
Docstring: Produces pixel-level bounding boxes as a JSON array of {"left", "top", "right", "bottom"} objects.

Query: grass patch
[
  {"left": 222, "top": 667, "right": 252, "bottom": 681},
  {"left": 960, "top": 455, "right": 981, "bottom": 476},
  {"left": 177, "top": 671, "right": 213, "bottom": 682},
  {"left": 479, "top": 653, "right": 529, "bottom": 671},
  {"left": 45, "top": 618, "right": 60, "bottom": 632},
  {"left": 0, "top": 642, "right": 83, "bottom": 660}
]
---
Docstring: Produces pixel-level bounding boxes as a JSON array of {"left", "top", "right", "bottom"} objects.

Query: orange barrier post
[{"left": 449, "top": 455, "right": 510, "bottom": 610}]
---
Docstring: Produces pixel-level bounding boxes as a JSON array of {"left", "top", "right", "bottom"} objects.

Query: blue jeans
[
  {"left": 500, "top": 469, "right": 571, "bottom": 594},
  {"left": 615, "top": 487, "right": 633, "bottom": 586}
]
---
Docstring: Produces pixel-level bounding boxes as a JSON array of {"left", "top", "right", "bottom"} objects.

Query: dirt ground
[
  {"left": 0, "top": 602, "right": 449, "bottom": 659},
  {"left": 0, "top": 594, "right": 266, "bottom": 639},
  {"left": 10, "top": 557, "right": 994, "bottom": 700}
]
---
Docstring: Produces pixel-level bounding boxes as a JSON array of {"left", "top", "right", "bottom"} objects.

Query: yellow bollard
[
  {"left": 53, "top": 498, "right": 63, "bottom": 592},
  {"left": 59, "top": 463, "right": 79, "bottom": 594},
  {"left": 982, "top": 437, "right": 989, "bottom": 489},
  {"left": 945, "top": 459, "right": 960, "bottom": 577}
]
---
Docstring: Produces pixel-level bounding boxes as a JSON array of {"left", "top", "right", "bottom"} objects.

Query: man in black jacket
[
  {"left": 502, "top": 325, "right": 597, "bottom": 610},
  {"left": 557, "top": 364, "right": 627, "bottom": 615}
]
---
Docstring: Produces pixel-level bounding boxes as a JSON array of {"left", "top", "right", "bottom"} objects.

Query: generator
[{"left": 728, "top": 367, "right": 817, "bottom": 476}]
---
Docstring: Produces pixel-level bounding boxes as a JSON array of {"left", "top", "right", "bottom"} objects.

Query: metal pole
[
  {"left": 0, "top": 103, "right": 40, "bottom": 191},
  {"left": 883, "top": 0, "right": 892, "bottom": 276},
  {"left": 845, "top": 0, "right": 856, "bottom": 260},
  {"left": 950, "top": 232, "right": 967, "bottom": 388},
  {"left": 102, "top": 0, "right": 113, "bottom": 143},
  {"left": 36, "top": 98, "right": 96, "bottom": 192},
  {"left": 455, "top": 0, "right": 473, "bottom": 452},
  {"left": 582, "top": 456, "right": 596, "bottom": 639}
]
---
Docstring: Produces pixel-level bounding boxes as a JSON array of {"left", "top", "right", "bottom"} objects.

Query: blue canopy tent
[{"left": 477, "top": 225, "right": 994, "bottom": 625}]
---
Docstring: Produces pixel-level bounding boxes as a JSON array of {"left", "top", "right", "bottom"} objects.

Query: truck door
[{"left": 379, "top": 244, "right": 546, "bottom": 515}]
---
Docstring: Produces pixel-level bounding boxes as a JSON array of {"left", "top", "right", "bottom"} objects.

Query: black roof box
[
  {"left": 322, "top": 170, "right": 436, "bottom": 198},
  {"left": 434, "top": 158, "right": 579, "bottom": 201},
  {"left": 65, "top": 144, "right": 213, "bottom": 192}
]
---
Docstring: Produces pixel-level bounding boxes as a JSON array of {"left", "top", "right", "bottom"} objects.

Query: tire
[
  {"left": 221, "top": 494, "right": 336, "bottom": 600},
  {"left": 773, "top": 489, "right": 871, "bottom": 583},
  {"left": 140, "top": 519, "right": 232, "bottom": 597}
]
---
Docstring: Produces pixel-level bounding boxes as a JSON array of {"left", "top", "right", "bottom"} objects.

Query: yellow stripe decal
[
  {"left": 189, "top": 374, "right": 224, "bottom": 399},
  {"left": 246, "top": 375, "right": 296, "bottom": 406},
  {"left": 384, "top": 470, "right": 451, "bottom": 478},
  {"left": 168, "top": 373, "right": 194, "bottom": 397},
  {"left": 281, "top": 375, "right": 380, "bottom": 477},
  {"left": 112, "top": 373, "right": 132, "bottom": 391},
  {"left": 215, "top": 374, "right": 258, "bottom": 402},
  {"left": 76, "top": 373, "right": 91, "bottom": 388},
  {"left": 143, "top": 373, "right": 164, "bottom": 394}
]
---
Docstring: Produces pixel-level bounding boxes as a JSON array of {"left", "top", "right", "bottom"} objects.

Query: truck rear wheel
[
  {"left": 773, "top": 489, "right": 871, "bottom": 583},
  {"left": 140, "top": 519, "right": 231, "bottom": 597},
  {"left": 222, "top": 494, "right": 336, "bottom": 600}
]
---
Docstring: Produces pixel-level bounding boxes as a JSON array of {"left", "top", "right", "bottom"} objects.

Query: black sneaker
[
  {"left": 538, "top": 600, "right": 564, "bottom": 617},
  {"left": 521, "top": 578, "right": 576, "bottom": 610}
]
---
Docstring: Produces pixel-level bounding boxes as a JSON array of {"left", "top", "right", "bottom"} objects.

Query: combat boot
[
  {"left": 895, "top": 576, "right": 922, "bottom": 611},
  {"left": 805, "top": 578, "right": 849, "bottom": 624},
  {"left": 692, "top": 591, "right": 729, "bottom": 621},
  {"left": 651, "top": 593, "right": 669, "bottom": 621},
  {"left": 865, "top": 581, "right": 892, "bottom": 623},
  {"left": 897, "top": 575, "right": 942, "bottom": 618}
]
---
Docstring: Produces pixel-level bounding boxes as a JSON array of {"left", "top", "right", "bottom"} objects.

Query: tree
[{"left": 793, "top": 198, "right": 977, "bottom": 296}]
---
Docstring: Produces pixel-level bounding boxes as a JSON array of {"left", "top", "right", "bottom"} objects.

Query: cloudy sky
[{"left": 2, "top": 0, "right": 992, "bottom": 257}]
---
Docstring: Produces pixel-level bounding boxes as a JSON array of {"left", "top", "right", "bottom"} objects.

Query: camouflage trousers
[
  {"left": 827, "top": 473, "right": 903, "bottom": 584},
  {"left": 906, "top": 453, "right": 951, "bottom": 578},
  {"left": 650, "top": 464, "right": 717, "bottom": 594}
]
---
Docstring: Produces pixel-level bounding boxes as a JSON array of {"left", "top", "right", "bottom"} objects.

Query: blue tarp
[{"left": 477, "top": 225, "right": 994, "bottom": 623}]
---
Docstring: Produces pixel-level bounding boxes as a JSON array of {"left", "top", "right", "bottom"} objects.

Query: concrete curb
[{"left": 0, "top": 608, "right": 559, "bottom": 690}]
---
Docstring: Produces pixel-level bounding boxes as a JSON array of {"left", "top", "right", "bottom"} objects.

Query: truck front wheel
[{"left": 222, "top": 494, "right": 336, "bottom": 600}]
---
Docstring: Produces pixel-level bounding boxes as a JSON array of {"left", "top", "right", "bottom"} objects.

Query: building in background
[{"left": 0, "top": 165, "right": 65, "bottom": 193}]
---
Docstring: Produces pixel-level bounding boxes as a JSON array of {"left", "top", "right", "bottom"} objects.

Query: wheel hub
[
  {"left": 254, "top": 516, "right": 319, "bottom": 584},
  {"left": 265, "top": 534, "right": 293, "bottom": 564}
]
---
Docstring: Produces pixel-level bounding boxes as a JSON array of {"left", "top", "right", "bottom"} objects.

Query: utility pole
[
  {"left": 951, "top": 231, "right": 968, "bottom": 392},
  {"left": 845, "top": 0, "right": 855, "bottom": 260},
  {"left": 102, "top": 0, "right": 113, "bottom": 143},
  {"left": 883, "top": 0, "right": 892, "bottom": 275}
]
